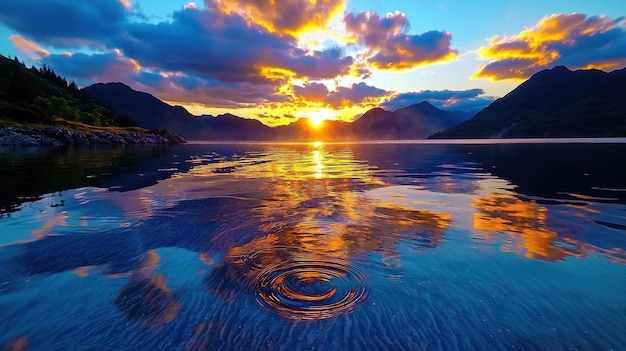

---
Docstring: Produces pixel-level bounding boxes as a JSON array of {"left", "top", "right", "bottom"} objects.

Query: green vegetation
[{"left": 0, "top": 54, "right": 136, "bottom": 128}]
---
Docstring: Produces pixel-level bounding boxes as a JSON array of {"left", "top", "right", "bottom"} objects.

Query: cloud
[
  {"left": 9, "top": 35, "right": 50, "bottom": 60},
  {"left": 119, "top": 0, "right": 132, "bottom": 10},
  {"left": 45, "top": 50, "right": 289, "bottom": 109},
  {"left": 211, "top": 0, "right": 345, "bottom": 36},
  {"left": 473, "top": 13, "right": 626, "bottom": 80},
  {"left": 0, "top": 0, "right": 473, "bottom": 122},
  {"left": 0, "top": 0, "right": 127, "bottom": 49},
  {"left": 115, "top": 6, "right": 353, "bottom": 83},
  {"left": 382, "top": 89, "right": 494, "bottom": 111},
  {"left": 282, "top": 47, "right": 354, "bottom": 79},
  {"left": 327, "top": 82, "right": 387, "bottom": 108},
  {"left": 294, "top": 82, "right": 387, "bottom": 108},
  {"left": 0, "top": 1, "right": 355, "bottom": 84},
  {"left": 154, "top": 81, "right": 290, "bottom": 109},
  {"left": 44, "top": 50, "right": 141, "bottom": 84},
  {"left": 344, "top": 11, "right": 458, "bottom": 70},
  {"left": 293, "top": 82, "right": 329, "bottom": 103}
]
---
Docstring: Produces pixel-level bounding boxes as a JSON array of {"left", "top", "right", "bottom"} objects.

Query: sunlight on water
[{"left": 1, "top": 141, "right": 626, "bottom": 350}]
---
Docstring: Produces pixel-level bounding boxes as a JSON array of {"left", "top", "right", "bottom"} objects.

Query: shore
[{"left": 0, "top": 126, "right": 186, "bottom": 146}]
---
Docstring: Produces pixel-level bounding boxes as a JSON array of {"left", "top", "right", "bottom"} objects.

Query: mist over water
[{"left": 1, "top": 141, "right": 625, "bottom": 350}]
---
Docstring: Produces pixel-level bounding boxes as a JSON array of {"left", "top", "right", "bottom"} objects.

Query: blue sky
[{"left": 0, "top": 0, "right": 624, "bottom": 125}]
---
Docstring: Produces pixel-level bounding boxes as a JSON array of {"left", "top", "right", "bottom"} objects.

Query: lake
[{"left": 1, "top": 140, "right": 625, "bottom": 350}]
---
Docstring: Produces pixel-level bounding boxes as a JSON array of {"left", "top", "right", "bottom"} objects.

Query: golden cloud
[
  {"left": 213, "top": 0, "right": 346, "bottom": 36},
  {"left": 344, "top": 11, "right": 458, "bottom": 71},
  {"left": 473, "top": 13, "right": 626, "bottom": 81}
]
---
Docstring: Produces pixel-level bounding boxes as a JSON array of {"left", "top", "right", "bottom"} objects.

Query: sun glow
[
  {"left": 309, "top": 115, "right": 325, "bottom": 127},
  {"left": 307, "top": 108, "right": 336, "bottom": 128}
]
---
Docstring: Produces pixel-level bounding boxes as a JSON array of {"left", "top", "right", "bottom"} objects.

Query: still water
[{"left": 1, "top": 141, "right": 625, "bottom": 350}]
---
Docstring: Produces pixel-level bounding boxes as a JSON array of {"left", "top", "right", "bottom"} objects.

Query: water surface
[{"left": 1, "top": 141, "right": 625, "bottom": 350}]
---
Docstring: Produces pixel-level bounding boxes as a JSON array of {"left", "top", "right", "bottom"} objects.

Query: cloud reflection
[
  {"left": 201, "top": 145, "right": 452, "bottom": 319},
  {"left": 472, "top": 192, "right": 587, "bottom": 262},
  {"left": 114, "top": 250, "right": 182, "bottom": 328}
]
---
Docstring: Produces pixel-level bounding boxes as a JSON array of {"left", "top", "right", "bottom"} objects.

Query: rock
[
  {"left": 0, "top": 134, "right": 40, "bottom": 146},
  {"left": 99, "top": 131, "right": 126, "bottom": 144},
  {"left": 44, "top": 127, "right": 74, "bottom": 145},
  {"left": 31, "top": 134, "right": 64, "bottom": 146},
  {"left": 120, "top": 133, "right": 149, "bottom": 144},
  {"left": 1, "top": 126, "right": 185, "bottom": 147},
  {"left": 88, "top": 135, "right": 112, "bottom": 145},
  {"left": 0, "top": 127, "right": 21, "bottom": 137},
  {"left": 170, "top": 135, "right": 187, "bottom": 144},
  {"left": 73, "top": 132, "right": 90, "bottom": 145},
  {"left": 156, "top": 135, "right": 170, "bottom": 143}
]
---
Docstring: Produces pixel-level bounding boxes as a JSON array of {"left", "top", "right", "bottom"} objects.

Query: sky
[{"left": 0, "top": 0, "right": 625, "bottom": 126}]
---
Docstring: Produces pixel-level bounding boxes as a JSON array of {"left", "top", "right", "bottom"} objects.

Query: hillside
[
  {"left": 86, "top": 82, "right": 472, "bottom": 140},
  {"left": 430, "top": 66, "right": 626, "bottom": 138},
  {"left": 0, "top": 55, "right": 135, "bottom": 128}
]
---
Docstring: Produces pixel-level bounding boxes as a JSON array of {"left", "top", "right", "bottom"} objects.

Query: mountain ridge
[
  {"left": 84, "top": 82, "right": 473, "bottom": 141},
  {"left": 430, "top": 66, "right": 626, "bottom": 138}
]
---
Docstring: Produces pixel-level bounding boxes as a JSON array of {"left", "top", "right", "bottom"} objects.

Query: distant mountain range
[
  {"left": 431, "top": 66, "right": 626, "bottom": 138},
  {"left": 84, "top": 83, "right": 473, "bottom": 141}
]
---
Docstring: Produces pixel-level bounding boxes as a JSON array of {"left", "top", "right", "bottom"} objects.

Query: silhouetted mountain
[
  {"left": 273, "top": 102, "right": 472, "bottom": 141},
  {"left": 85, "top": 83, "right": 472, "bottom": 141},
  {"left": 349, "top": 102, "right": 472, "bottom": 139},
  {"left": 84, "top": 83, "right": 274, "bottom": 140},
  {"left": 430, "top": 66, "right": 626, "bottom": 138}
]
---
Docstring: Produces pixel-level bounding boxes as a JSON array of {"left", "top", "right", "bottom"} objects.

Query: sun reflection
[{"left": 312, "top": 149, "right": 323, "bottom": 178}]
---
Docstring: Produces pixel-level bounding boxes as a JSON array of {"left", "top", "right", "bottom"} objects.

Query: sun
[
  {"left": 308, "top": 108, "right": 335, "bottom": 128},
  {"left": 309, "top": 115, "right": 325, "bottom": 128}
]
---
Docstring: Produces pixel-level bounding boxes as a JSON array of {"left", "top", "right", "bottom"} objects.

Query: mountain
[
  {"left": 85, "top": 82, "right": 472, "bottom": 141},
  {"left": 349, "top": 102, "right": 472, "bottom": 139},
  {"left": 272, "top": 102, "right": 471, "bottom": 141},
  {"left": 83, "top": 83, "right": 274, "bottom": 140},
  {"left": 430, "top": 66, "right": 626, "bottom": 139}
]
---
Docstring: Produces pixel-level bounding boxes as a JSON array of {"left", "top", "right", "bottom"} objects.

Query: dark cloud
[
  {"left": 382, "top": 89, "right": 494, "bottom": 111},
  {"left": 44, "top": 50, "right": 288, "bottom": 109},
  {"left": 327, "top": 82, "right": 387, "bottom": 108},
  {"left": 134, "top": 70, "right": 292, "bottom": 109},
  {"left": 8, "top": 3, "right": 356, "bottom": 86},
  {"left": 116, "top": 8, "right": 296, "bottom": 84},
  {"left": 293, "top": 82, "right": 329, "bottom": 103},
  {"left": 344, "top": 11, "right": 457, "bottom": 70},
  {"left": 283, "top": 47, "right": 353, "bottom": 79},
  {"left": 45, "top": 51, "right": 140, "bottom": 84},
  {"left": 0, "top": 0, "right": 127, "bottom": 49},
  {"left": 294, "top": 82, "right": 387, "bottom": 108},
  {"left": 474, "top": 13, "right": 626, "bottom": 80},
  {"left": 121, "top": 9, "right": 354, "bottom": 81}
]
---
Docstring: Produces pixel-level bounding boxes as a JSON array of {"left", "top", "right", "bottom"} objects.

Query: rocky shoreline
[{"left": 0, "top": 126, "right": 186, "bottom": 146}]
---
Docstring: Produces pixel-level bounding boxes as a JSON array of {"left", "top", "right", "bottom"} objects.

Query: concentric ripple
[{"left": 254, "top": 260, "right": 369, "bottom": 320}]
